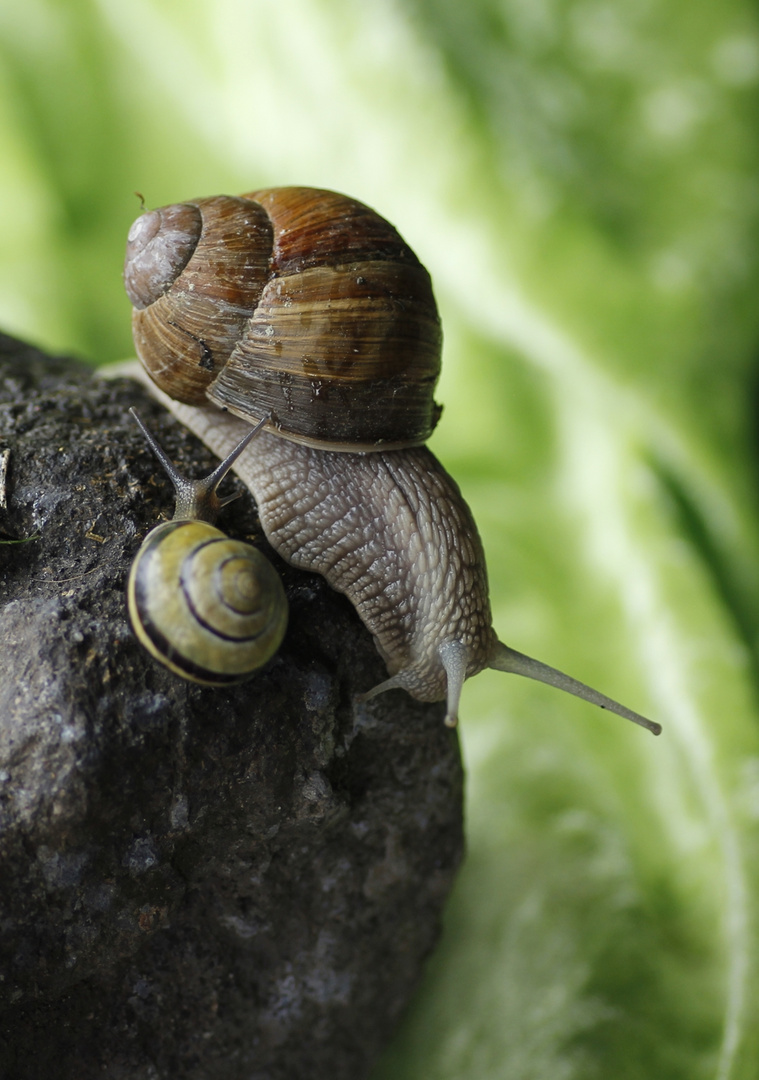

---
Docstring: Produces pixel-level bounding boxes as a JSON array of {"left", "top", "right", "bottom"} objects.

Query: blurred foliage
[{"left": 1, "top": 1, "right": 759, "bottom": 1077}]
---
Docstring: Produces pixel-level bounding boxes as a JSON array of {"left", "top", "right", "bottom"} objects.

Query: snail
[
  {"left": 122, "top": 185, "right": 660, "bottom": 735},
  {"left": 127, "top": 409, "right": 288, "bottom": 685}
]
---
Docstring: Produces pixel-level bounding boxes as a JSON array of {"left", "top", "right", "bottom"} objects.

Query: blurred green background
[{"left": 2, "top": 0, "right": 759, "bottom": 1076}]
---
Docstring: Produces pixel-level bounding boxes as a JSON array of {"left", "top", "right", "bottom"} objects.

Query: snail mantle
[{"left": 0, "top": 334, "right": 463, "bottom": 1080}]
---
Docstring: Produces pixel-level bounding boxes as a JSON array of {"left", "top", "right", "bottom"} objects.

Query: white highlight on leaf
[
  {"left": 436, "top": 223, "right": 750, "bottom": 1078},
  {"left": 712, "top": 35, "right": 759, "bottom": 86}
]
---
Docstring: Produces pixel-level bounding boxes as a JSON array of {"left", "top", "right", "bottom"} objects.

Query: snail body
[
  {"left": 139, "top": 399, "right": 495, "bottom": 701},
  {"left": 123, "top": 187, "right": 659, "bottom": 735},
  {"left": 127, "top": 412, "right": 287, "bottom": 685}
]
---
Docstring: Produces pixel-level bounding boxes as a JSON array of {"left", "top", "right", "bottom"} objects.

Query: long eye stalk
[{"left": 488, "top": 641, "right": 661, "bottom": 735}]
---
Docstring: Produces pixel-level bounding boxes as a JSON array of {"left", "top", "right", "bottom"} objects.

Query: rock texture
[{"left": 0, "top": 334, "right": 464, "bottom": 1079}]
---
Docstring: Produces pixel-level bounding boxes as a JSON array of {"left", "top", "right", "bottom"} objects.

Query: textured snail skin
[
  {"left": 124, "top": 379, "right": 659, "bottom": 734},
  {"left": 168, "top": 406, "right": 497, "bottom": 702}
]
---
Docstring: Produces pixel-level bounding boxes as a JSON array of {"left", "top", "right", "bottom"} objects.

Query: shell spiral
[
  {"left": 128, "top": 517, "right": 288, "bottom": 686},
  {"left": 124, "top": 187, "right": 443, "bottom": 451}
]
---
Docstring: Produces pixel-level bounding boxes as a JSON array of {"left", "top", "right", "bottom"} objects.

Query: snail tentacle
[
  {"left": 487, "top": 642, "right": 661, "bottom": 735},
  {"left": 129, "top": 407, "right": 268, "bottom": 523}
]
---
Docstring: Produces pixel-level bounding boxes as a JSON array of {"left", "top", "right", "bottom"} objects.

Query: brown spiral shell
[{"left": 124, "top": 188, "right": 443, "bottom": 451}]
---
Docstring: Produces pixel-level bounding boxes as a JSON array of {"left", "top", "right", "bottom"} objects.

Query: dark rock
[{"left": 0, "top": 334, "right": 464, "bottom": 1079}]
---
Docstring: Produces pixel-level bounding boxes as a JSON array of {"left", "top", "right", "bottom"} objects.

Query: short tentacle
[
  {"left": 438, "top": 640, "right": 470, "bottom": 728},
  {"left": 358, "top": 674, "right": 407, "bottom": 707}
]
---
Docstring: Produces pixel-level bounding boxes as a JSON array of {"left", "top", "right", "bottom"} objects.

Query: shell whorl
[
  {"left": 124, "top": 187, "right": 443, "bottom": 450},
  {"left": 124, "top": 203, "right": 202, "bottom": 309}
]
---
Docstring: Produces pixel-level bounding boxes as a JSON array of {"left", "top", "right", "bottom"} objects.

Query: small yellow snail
[
  {"left": 127, "top": 409, "right": 287, "bottom": 685},
  {"left": 123, "top": 186, "right": 660, "bottom": 735}
]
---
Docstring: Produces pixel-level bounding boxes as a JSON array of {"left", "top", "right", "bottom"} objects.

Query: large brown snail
[{"left": 123, "top": 186, "right": 660, "bottom": 734}]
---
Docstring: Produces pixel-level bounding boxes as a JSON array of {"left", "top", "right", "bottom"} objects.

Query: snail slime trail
[{"left": 123, "top": 186, "right": 660, "bottom": 736}]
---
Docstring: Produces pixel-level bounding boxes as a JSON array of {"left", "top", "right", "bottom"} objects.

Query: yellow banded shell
[
  {"left": 128, "top": 518, "right": 287, "bottom": 685},
  {"left": 126, "top": 408, "right": 287, "bottom": 686}
]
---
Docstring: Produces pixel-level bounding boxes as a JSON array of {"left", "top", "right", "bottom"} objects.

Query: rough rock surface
[{"left": 0, "top": 334, "right": 464, "bottom": 1080}]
